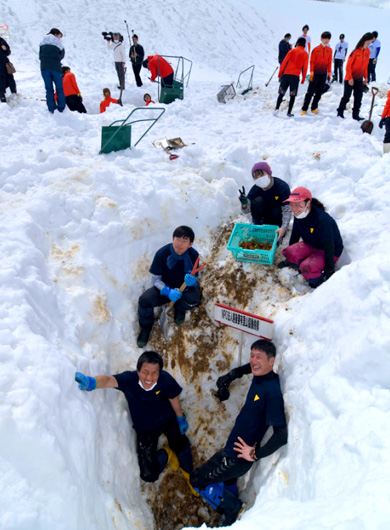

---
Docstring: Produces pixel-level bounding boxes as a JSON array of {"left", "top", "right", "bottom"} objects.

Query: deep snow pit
[{"left": 132, "top": 224, "right": 304, "bottom": 529}]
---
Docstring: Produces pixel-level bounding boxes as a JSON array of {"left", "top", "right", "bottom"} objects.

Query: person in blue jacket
[
  {"left": 190, "top": 340, "right": 288, "bottom": 526},
  {"left": 137, "top": 226, "right": 201, "bottom": 347},
  {"left": 367, "top": 31, "right": 381, "bottom": 83},
  {"left": 238, "top": 162, "right": 291, "bottom": 242},
  {"left": 75, "top": 350, "right": 193, "bottom": 484},
  {"left": 39, "top": 28, "right": 65, "bottom": 113},
  {"left": 278, "top": 33, "right": 292, "bottom": 64},
  {"left": 278, "top": 186, "right": 343, "bottom": 287}
]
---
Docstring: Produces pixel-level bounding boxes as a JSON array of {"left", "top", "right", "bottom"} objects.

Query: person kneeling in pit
[
  {"left": 137, "top": 225, "right": 200, "bottom": 348},
  {"left": 278, "top": 187, "right": 343, "bottom": 288},
  {"left": 238, "top": 162, "right": 291, "bottom": 242},
  {"left": 190, "top": 340, "right": 288, "bottom": 526},
  {"left": 75, "top": 351, "right": 193, "bottom": 484}
]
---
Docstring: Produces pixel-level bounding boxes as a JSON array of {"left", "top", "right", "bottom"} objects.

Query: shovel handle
[{"left": 168, "top": 258, "right": 207, "bottom": 307}]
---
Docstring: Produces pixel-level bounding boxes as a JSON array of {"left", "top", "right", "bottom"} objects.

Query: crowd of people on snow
[
  {"left": 275, "top": 25, "right": 389, "bottom": 153},
  {"left": 1, "top": 19, "right": 388, "bottom": 528}
]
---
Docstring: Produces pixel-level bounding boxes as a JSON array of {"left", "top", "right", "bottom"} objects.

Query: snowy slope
[{"left": 1, "top": 1, "right": 390, "bottom": 529}]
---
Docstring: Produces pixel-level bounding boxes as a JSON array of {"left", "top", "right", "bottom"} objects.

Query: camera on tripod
[{"left": 102, "top": 31, "right": 123, "bottom": 42}]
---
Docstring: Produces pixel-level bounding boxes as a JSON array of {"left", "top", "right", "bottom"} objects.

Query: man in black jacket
[
  {"left": 278, "top": 33, "right": 292, "bottom": 64},
  {"left": 0, "top": 37, "right": 16, "bottom": 102},
  {"left": 39, "top": 28, "right": 65, "bottom": 113},
  {"left": 129, "top": 34, "right": 144, "bottom": 87},
  {"left": 190, "top": 340, "right": 288, "bottom": 526}
]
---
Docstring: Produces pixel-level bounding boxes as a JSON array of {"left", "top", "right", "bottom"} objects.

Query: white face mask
[
  {"left": 295, "top": 207, "right": 309, "bottom": 219},
  {"left": 255, "top": 176, "right": 271, "bottom": 189}
]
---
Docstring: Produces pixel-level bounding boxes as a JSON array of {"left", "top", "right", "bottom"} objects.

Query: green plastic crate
[
  {"left": 159, "top": 80, "right": 184, "bottom": 104},
  {"left": 101, "top": 125, "right": 131, "bottom": 154},
  {"left": 227, "top": 223, "right": 278, "bottom": 265}
]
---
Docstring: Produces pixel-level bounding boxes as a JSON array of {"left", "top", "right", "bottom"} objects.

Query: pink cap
[{"left": 283, "top": 186, "right": 312, "bottom": 202}]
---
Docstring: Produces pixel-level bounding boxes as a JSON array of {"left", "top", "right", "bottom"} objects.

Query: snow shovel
[
  {"left": 265, "top": 66, "right": 278, "bottom": 87},
  {"left": 159, "top": 256, "right": 207, "bottom": 340},
  {"left": 361, "top": 86, "right": 379, "bottom": 134}
]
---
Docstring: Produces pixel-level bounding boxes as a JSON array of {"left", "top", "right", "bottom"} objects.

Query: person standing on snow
[
  {"left": 129, "top": 34, "right": 144, "bottom": 87},
  {"left": 278, "top": 33, "right": 292, "bottom": 64},
  {"left": 137, "top": 226, "right": 201, "bottom": 348},
  {"left": 367, "top": 31, "right": 381, "bottom": 84},
  {"left": 379, "top": 89, "right": 390, "bottom": 155},
  {"left": 39, "top": 28, "right": 65, "bottom": 113},
  {"left": 333, "top": 34, "right": 348, "bottom": 83},
  {"left": 190, "top": 340, "right": 287, "bottom": 526},
  {"left": 61, "top": 66, "right": 86, "bottom": 113},
  {"left": 75, "top": 351, "right": 194, "bottom": 485},
  {"left": 301, "top": 31, "right": 332, "bottom": 116},
  {"left": 298, "top": 24, "right": 311, "bottom": 54},
  {"left": 238, "top": 162, "right": 291, "bottom": 242},
  {"left": 274, "top": 37, "right": 308, "bottom": 117},
  {"left": 143, "top": 54, "right": 174, "bottom": 87},
  {"left": 0, "top": 36, "right": 17, "bottom": 103},
  {"left": 337, "top": 32, "right": 373, "bottom": 121},
  {"left": 278, "top": 187, "right": 343, "bottom": 288},
  {"left": 107, "top": 33, "right": 126, "bottom": 89}
]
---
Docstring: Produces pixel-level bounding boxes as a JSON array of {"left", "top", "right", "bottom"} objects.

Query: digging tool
[
  {"left": 265, "top": 66, "right": 278, "bottom": 87},
  {"left": 361, "top": 86, "right": 379, "bottom": 134},
  {"left": 159, "top": 256, "right": 207, "bottom": 340}
]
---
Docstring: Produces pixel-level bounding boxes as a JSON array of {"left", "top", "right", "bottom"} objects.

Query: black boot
[
  {"left": 219, "top": 487, "right": 242, "bottom": 526},
  {"left": 137, "top": 327, "right": 151, "bottom": 348},
  {"left": 278, "top": 259, "right": 299, "bottom": 270},
  {"left": 174, "top": 308, "right": 186, "bottom": 326}
]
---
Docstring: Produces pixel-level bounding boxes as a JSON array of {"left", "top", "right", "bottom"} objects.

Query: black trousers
[
  {"left": 337, "top": 78, "right": 363, "bottom": 118},
  {"left": 384, "top": 117, "right": 390, "bottom": 144},
  {"left": 161, "top": 73, "right": 174, "bottom": 88},
  {"left": 190, "top": 449, "right": 253, "bottom": 489},
  {"left": 0, "top": 70, "right": 16, "bottom": 96},
  {"left": 115, "top": 62, "right": 125, "bottom": 89},
  {"left": 65, "top": 94, "right": 87, "bottom": 113},
  {"left": 302, "top": 73, "right": 327, "bottom": 111},
  {"left": 138, "top": 285, "right": 200, "bottom": 330},
  {"left": 276, "top": 74, "right": 299, "bottom": 113},
  {"left": 251, "top": 197, "right": 282, "bottom": 227},
  {"left": 137, "top": 416, "right": 192, "bottom": 482},
  {"left": 132, "top": 63, "right": 143, "bottom": 87},
  {"left": 367, "top": 58, "right": 377, "bottom": 83},
  {"left": 334, "top": 59, "right": 344, "bottom": 83}
]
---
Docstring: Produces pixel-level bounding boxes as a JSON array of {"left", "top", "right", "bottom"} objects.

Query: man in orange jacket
[
  {"left": 301, "top": 31, "right": 332, "bottom": 115},
  {"left": 379, "top": 90, "right": 390, "bottom": 154},
  {"left": 274, "top": 37, "right": 308, "bottom": 117},
  {"left": 62, "top": 67, "right": 87, "bottom": 113},
  {"left": 143, "top": 55, "right": 174, "bottom": 87}
]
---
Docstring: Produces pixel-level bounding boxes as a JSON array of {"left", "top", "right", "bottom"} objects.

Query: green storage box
[
  {"left": 227, "top": 223, "right": 278, "bottom": 265},
  {"left": 159, "top": 80, "right": 184, "bottom": 104}
]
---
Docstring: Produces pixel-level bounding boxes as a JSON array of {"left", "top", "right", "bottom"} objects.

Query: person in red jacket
[
  {"left": 274, "top": 37, "right": 308, "bottom": 117},
  {"left": 62, "top": 67, "right": 87, "bottom": 113},
  {"left": 379, "top": 90, "right": 390, "bottom": 154},
  {"left": 143, "top": 55, "right": 174, "bottom": 87},
  {"left": 337, "top": 32, "right": 373, "bottom": 121},
  {"left": 301, "top": 32, "right": 332, "bottom": 115},
  {"left": 100, "top": 87, "right": 122, "bottom": 113},
  {"left": 144, "top": 93, "right": 155, "bottom": 106}
]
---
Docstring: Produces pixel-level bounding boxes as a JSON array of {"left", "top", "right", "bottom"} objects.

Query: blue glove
[
  {"left": 184, "top": 273, "right": 197, "bottom": 287},
  {"left": 75, "top": 371, "right": 97, "bottom": 391},
  {"left": 161, "top": 285, "right": 182, "bottom": 303},
  {"left": 238, "top": 186, "right": 248, "bottom": 206},
  {"left": 177, "top": 412, "right": 188, "bottom": 434},
  {"left": 379, "top": 118, "right": 385, "bottom": 129}
]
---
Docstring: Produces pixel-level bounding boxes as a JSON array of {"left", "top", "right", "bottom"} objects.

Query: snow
[{"left": 1, "top": 0, "right": 390, "bottom": 529}]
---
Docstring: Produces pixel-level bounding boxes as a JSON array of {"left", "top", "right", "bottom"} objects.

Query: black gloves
[
  {"left": 238, "top": 186, "right": 248, "bottom": 206},
  {"left": 379, "top": 118, "right": 385, "bottom": 129},
  {"left": 215, "top": 369, "right": 239, "bottom": 402}
]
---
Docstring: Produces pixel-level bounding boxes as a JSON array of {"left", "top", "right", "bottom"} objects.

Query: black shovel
[{"left": 361, "top": 87, "right": 379, "bottom": 134}]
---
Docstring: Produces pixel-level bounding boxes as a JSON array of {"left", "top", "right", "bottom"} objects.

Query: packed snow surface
[{"left": 1, "top": 0, "right": 390, "bottom": 529}]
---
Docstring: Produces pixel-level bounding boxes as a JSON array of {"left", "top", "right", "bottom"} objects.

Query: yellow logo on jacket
[
  {"left": 310, "top": 228, "right": 314, "bottom": 233},
  {"left": 156, "top": 390, "right": 160, "bottom": 395},
  {"left": 275, "top": 196, "right": 279, "bottom": 201},
  {"left": 254, "top": 394, "right": 260, "bottom": 401}
]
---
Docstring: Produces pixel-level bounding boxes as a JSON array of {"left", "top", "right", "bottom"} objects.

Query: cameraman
[
  {"left": 129, "top": 34, "right": 144, "bottom": 87},
  {"left": 105, "top": 32, "right": 126, "bottom": 90}
]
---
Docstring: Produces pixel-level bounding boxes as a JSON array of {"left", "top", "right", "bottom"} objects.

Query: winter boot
[
  {"left": 311, "top": 109, "right": 318, "bottom": 114},
  {"left": 162, "top": 444, "right": 180, "bottom": 471},
  {"left": 308, "top": 276, "right": 324, "bottom": 288},
  {"left": 337, "top": 110, "right": 344, "bottom": 118},
  {"left": 180, "top": 468, "right": 200, "bottom": 497},
  {"left": 301, "top": 110, "right": 307, "bottom": 115},
  {"left": 0, "top": 96, "right": 6, "bottom": 103},
  {"left": 278, "top": 259, "right": 299, "bottom": 270},
  {"left": 219, "top": 487, "right": 243, "bottom": 526},
  {"left": 384, "top": 143, "right": 390, "bottom": 154},
  {"left": 137, "top": 327, "right": 151, "bottom": 348},
  {"left": 174, "top": 309, "right": 186, "bottom": 326}
]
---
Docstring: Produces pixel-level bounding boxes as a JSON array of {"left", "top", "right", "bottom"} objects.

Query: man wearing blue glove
[
  {"left": 137, "top": 226, "right": 201, "bottom": 347},
  {"left": 75, "top": 351, "right": 194, "bottom": 484}
]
